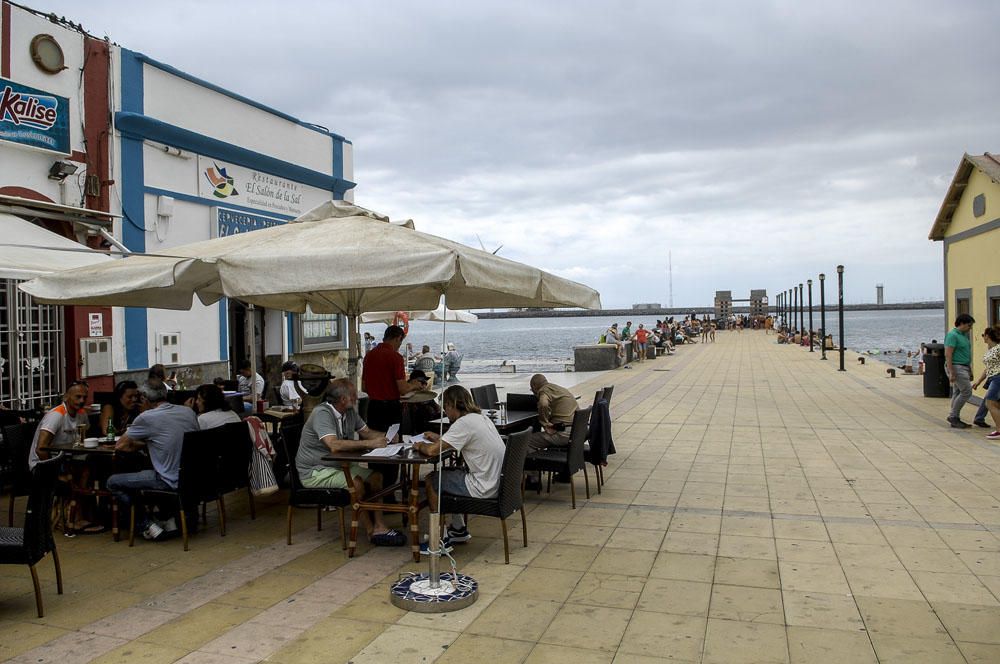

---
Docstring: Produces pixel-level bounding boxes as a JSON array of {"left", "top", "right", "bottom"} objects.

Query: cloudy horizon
[{"left": 36, "top": 0, "right": 999, "bottom": 307}]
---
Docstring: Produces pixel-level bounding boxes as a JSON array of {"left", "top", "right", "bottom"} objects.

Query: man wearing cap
[
  {"left": 278, "top": 361, "right": 304, "bottom": 409},
  {"left": 362, "top": 325, "right": 423, "bottom": 488}
]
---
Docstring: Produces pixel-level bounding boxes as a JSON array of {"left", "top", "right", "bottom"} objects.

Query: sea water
[{"left": 362, "top": 309, "right": 946, "bottom": 374}]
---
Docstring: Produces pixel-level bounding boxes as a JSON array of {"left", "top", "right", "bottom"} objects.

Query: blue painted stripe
[
  {"left": 143, "top": 186, "right": 296, "bottom": 221},
  {"left": 219, "top": 298, "right": 229, "bottom": 362},
  {"left": 287, "top": 312, "right": 295, "bottom": 354},
  {"left": 332, "top": 140, "right": 344, "bottom": 181},
  {"left": 131, "top": 51, "right": 351, "bottom": 144},
  {"left": 119, "top": 49, "right": 149, "bottom": 370},
  {"left": 116, "top": 112, "right": 356, "bottom": 197}
]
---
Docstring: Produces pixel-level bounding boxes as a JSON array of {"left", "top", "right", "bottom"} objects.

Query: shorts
[
  {"left": 426, "top": 469, "right": 472, "bottom": 497},
  {"left": 986, "top": 376, "right": 1000, "bottom": 402},
  {"left": 303, "top": 462, "right": 373, "bottom": 489}
]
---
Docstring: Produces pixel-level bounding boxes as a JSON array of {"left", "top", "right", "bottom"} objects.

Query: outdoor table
[
  {"left": 321, "top": 446, "right": 453, "bottom": 562},
  {"left": 259, "top": 407, "right": 301, "bottom": 434},
  {"left": 429, "top": 410, "right": 539, "bottom": 435},
  {"left": 48, "top": 438, "right": 123, "bottom": 537}
]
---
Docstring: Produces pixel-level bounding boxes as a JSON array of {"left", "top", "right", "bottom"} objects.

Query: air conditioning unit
[
  {"left": 80, "top": 337, "right": 112, "bottom": 377},
  {"left": 156, "top": 333, "right": 181, "bottom": 365}
]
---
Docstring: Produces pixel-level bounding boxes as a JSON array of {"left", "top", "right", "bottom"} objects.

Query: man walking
[{"left": 945, "top": 313, "right": 975, "bottom": 428}]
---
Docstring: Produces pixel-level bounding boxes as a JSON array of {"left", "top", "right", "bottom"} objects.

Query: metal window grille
[{"left": 0, "top": 280, "right": 65, "bottom": 410}]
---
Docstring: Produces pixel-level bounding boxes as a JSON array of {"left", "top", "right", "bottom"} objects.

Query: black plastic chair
[
  {"left": 584, "top": 390, "right": 606, "bottom": 493},
  {"left": 279, "top": 424, "right": 350, "bottom": 547},
  {"left": 213, "top": 421, "right": 257, "bottom": 530},
  {"left": 2, "top": 423, "right": 37, "bottom": 527},
  {"left": 471, "top": 384, "right": 500, "bottom": 410},
  {"left": 506, "top": 393, "right": 538, "bottom": 413},
  {"left": 438, "top": 428, "right": 532, "bottom": 564},
  {"left": 524, "top": 408, "right": 591, "bottom": 509},
  {"left": 0, "top": 454, "right": 64, "bottom": 617}
]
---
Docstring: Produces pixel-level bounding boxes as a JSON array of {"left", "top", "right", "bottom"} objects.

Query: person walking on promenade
[
  {"left": 971, "top": 325, "right": 1000, "bottom": 437},
  {"left": 945, "top": 313, "right": 975, "bottom": 428},
  {"left": 634, "top": 324, "right": 650, "bottom": 362}
]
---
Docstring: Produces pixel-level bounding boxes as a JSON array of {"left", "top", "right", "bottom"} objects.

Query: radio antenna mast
[{"left": 668, "top": 251, "right": 674, "bottom": 309}]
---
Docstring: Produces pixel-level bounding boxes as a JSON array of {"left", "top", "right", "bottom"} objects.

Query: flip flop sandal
[
  {"left": 78, "top": 523, "right": 109, "bottom": 535},
  {"left": 370, "top": 529, "right": 406, "bottom": 547}
]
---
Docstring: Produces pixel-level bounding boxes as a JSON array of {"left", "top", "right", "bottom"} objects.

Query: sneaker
[
  {"left": 142, "top": 521, "right": 164, "bottom": 541},
  {"left": 949, "top": 418, "right": 971, "bottom": 429},
  {"left": 987, "top": 431, "right": 1000, "bottom": 440},
  {"left": 974, "top": 420, "right": 991, "bottom": 428},
  {"left": 161, "top": 517, "right": 178, "bottom": 533},
  {"left": 419, "top": 535, "right": 453, "bottom": 555},
  {"left": 446, "top": 526, "right": 471, "bottom": 543}
]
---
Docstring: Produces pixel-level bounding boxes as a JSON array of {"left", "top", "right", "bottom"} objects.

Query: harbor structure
[{"left": 928, "top": 152, "right": 1000, "bottom": 382}]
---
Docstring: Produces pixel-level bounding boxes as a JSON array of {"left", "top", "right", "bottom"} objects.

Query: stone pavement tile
[
  {"left": 249, "top": 597, "right": 337, "bottom": 629},
  {"left": 709, "top": 584, "right": 783, "bottom": 624},
  {"left": 932, "top": 601, "right": 1000, "bottom": 644},
  {"left": 2, "top": 632, "right": 125, "bottom": 664},
  {"left": 611, "top": 654, "right": 692, "bottom": 664},
  {"left": 526, "top": 504, "right": 580, "bottom": 525},
  {"left": 173, "top": 653, "right": 258, "bottom": 664},
  {"left": 531, "top": 543, "right": 602, "bottom": 572},
  {"left": 675, "top": 493, "right": 724, "bottom": 510},
  {"left": 869, "top": 633, "right": 966, "bottom": 664},
  {"left": 662, "top": 531, "right": 720, "bottom": 556},
  {"left": 89, "top": 641, "right": 188, "bottom": 664},
  {"left": 894, "top": 546, "right": 970, "bottom": 573},
  {"left": 505, "top": 566, "right": 584, "bottom": 603},
  {"left": 832, "top": 542, "right": 902, "bottom": 568},
  {"left": 937, "top": 529, "right": 1000, "bottom": 552},
  {"left": 436, "top": 634, "right": 533, "bottom": 664},
  {"left": 778, "top": 561, "right": 851, "bottom": 594},
  {"left": 825, "top": 522, "right": 887, "bottom": 545},
  {"left": 0, "top": 621, "right": 69, "bottom": 661},
  {"left": 975, "top": 573, "right": 1000, "bottom": 599},
  {"left": 618, "top": 610, "right": 705, "bottom": 661},
  {"left": 955, "top": 548, "right": 1000, "bottom": 576},
  {"left": 664, "top": 512, "right": 721, "bottom": 533},
  {"left": 632, "top": 491, "right": 681, "bottom": 508},
  {"left": 331, "top": 584, "right": 408, "bottom": 624},
  {"left": 842, "top": 566, "right": 924, "bottom": 600},
  {"left": 476, "top": 539, "right": 546, "bottom": 566},
  {"left": 589, "top": 547, "right": 656, "bottom": 577},
  {"left": 81, "top": 606, "right": 178, "bottom": 640},
  {"left": 957, "top": 641, "right": 1000, "bottom": 663},
  {"left": 539, "top": 603, "right": 633, "bottom": 652},
  {"left": 618, "top": 506, "right": 675, "bottom": 531},
  {"left": 606, "top": 527, "right": 665, "bottom": 551},
  {"left": 556, "top": 525, "right": 614, "bottom": 547},
  {"left": 786, "top": 625, "right": 877, "bottom": 664},
  {"left": 636, "top": 578, "right": 712, "bottom": 616},
  {"left": 570, "top": 505, "right": 628, "bottom": 527},
  {"left": 211, "top": 573, "right": 314, "bottom": 610},
  {"left": 774, "top": 539, "right": 839, "bottom": 565},
  {"left": 347, "top": 624, "right": 458, "bottom": 664},
  {"left": 911, "top": 570, "right": 1000, "bottom": 605},
  {"left": 199, "top": 621, "right": 304, "bottom": 660},
  {"left": 718, "top": 534, "right": 776, "bottom": 560},
  {"left": 724, "top": 496, "right": 773, "bottom": 512},
  {"left": 650, "top": 552, "right": 716, "bottom": 583},
  {"left": 714, "top": 556, "right": 780, "bottom": 588},
  {"left": 567, "top": 573, "right": 644, "bottom": 610},
  {"left": 854, "top": 595, "right": 948, "bottom": 638},
  {"left": 782, "top": 591, "right": 864, "bottom": 630},
  {"left": 138, "top": 602, "right": 261, "bottom": 650},
  {"left": 770, "top": 499, "right": 821, "bottom": 516},
  {"left": 588, "top": 489, "right": 639, "bottom": 505},
  {"left": 880, "top": 525, "right": 948, "bottom": 549},
  {"left": 721, "top": 515, "right": 774, "bottom": 538},
  {"left": 772, "top": 519, "right": 829, "bottom": 542},
  {"left": 466, "top": 596, "right": 561, "bottom": 641},
  {"left": 526, "top": 643, "right": 614, "bottom": 664},
  {"left": 702, "top": 618, "right": 789, "bottom": 664},
  {"left": 264, "top": 617, "right": 383, "bottom": 664}
]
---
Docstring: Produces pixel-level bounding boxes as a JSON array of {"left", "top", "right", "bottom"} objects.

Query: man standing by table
[
  {"left": 526, "top": 373, "right": 578, "bottom": 451},
  {"left": 109, "top": 382, "right": 199, "bottom": 539},
  {"left": 362, "top": 325, "right": 422, "bottom": 489},
  {"left": 296, "top": 378, "right": 404, "bottom": 546},
  {"left": 28, "top": 380, "right": 89, "bottom": 469}
]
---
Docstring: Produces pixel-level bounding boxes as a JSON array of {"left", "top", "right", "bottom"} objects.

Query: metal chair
[
  {"left": 279, "top": 424, "right": 350, "bottom": 547},
  {"left": 524, "top": 408, "right": 591, "bottom": 509},
  {"left": 438, "top": 428, "right": 532, "bottom": 564},
  {"left": 0, "top": 454, "right": 64, "bottom": 617}
]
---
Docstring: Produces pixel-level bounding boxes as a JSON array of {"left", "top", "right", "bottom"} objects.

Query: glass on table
[{"left": 76, "top": 423, "right": 87, "bottom": 448}]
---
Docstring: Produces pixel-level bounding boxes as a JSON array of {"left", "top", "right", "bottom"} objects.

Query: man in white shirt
[
  {"left": 29, "top": 380, "right": 89, "bottom": 469},
  {"left": 278, "top": 361, "right": 304, "bottom": 409},
  {"left": 414, "top": 385, "right": 505, "bottom": 548},
  {"left": 237, "top": 359, "right": 265, "bottom": 411}
]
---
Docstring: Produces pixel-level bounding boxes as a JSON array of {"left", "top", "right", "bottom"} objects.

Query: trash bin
[{"left": 922, "top": 343, "right": 949, "bottom": 398}]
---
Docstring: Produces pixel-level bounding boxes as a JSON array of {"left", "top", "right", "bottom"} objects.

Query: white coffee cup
[{"left": 83, "top": 437, "right": 100, "bottom": 449}]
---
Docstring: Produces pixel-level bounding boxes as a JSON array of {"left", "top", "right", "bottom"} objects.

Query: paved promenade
[{"left": 2, "top": 330, "right": 999, "bottom": 663}]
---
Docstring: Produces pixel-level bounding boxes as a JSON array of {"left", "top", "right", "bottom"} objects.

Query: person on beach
[
  {"left": 945, "top": 313, "right": 975, "bottom": 428},
  {"left": 971, "top": 326, "right": 1000, "bottom": 437}
]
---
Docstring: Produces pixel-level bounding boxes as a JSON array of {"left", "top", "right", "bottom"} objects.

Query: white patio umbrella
[
  {"left": 0, "top": 213, "right": 113, "bottom": 279},
  {"left": 361, "top": 302, "right": 478, "bottom": 326}
]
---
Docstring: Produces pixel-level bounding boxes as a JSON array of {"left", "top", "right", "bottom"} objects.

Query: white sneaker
[
  {"left": 161, "top": 517, "right": 178, "bottom": 533},
  {"left": 142, "top": 522, "right": 164, "bottom": 540}
]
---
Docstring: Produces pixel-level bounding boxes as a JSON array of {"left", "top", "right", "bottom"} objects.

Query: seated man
[
  {"left": 526, "top": 373, "right": 577, "bottom": 451},
  {"left": 412, "top": 345, "right": 437, "bottom": 376},
  {"left": 415, "top": 385, "right": 505, "bottom": 549},
  {"left": 295, "top": 378, "right": 404, "bottom": 546},
  {"left": 278, "top": 360, "right": 304, "bottom": 409},
  {"left": 443, "top": 342, "right": 463, "bottom": 382},
  {"left": 29, "top": 380, "right": 89, "bottom": 469},
  {"left": 109, "top": 382, "right": 200, "bottom": 539},
  {"left": 237, "top": 359, "right": 265, "bottom": 411}
]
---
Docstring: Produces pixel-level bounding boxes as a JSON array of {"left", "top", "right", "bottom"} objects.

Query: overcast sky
[{"left": 39, "top": 0, "right": 1000, "bottom": 307}]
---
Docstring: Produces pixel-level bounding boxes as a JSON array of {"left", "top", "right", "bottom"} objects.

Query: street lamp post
[
  {"left": 807, "top": 279, "right": 814, "bottom": 352},
  {"left": 837, "top": 265, "right": 845, "bottom": 371},
  {"left": 819, "top": 273, "right": 827, "bottom": 360},
  {"left": 798, "top": 283, "right": 804, "bottom": 339},
  {"left": 792, "top": 287, "right": 798, "bottom": 333}
]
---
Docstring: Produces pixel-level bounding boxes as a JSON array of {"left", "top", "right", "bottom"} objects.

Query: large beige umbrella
[
  {"left": 361, "top": 302, "right": 478, "bottom": 326},
  {"left": 0, "top": 213, "right": 113, "bottom": 279}
]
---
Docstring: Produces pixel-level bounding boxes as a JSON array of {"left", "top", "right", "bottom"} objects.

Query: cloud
[{"left": 41, "top": 0, "right": 1000, "bottom": 306}]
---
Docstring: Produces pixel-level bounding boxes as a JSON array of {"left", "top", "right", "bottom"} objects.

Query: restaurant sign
[
  {"left": 197, "top": 157, "right": 328, "bottom": 217},
  {"left": 0, "top": 78, "right": 71, "bottom": 154},
  {"left": 211, "top": 207, "right": 287, "bottom": 238}
]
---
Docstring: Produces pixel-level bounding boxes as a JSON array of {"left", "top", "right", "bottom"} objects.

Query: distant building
[
  {"left": 714, "top": 291, "right": 732, "bottom": 319},
  {"left": 749, "top": 289, "right": 768, "bottom": 318},
  {"left": 632, "top": 303, "right": 662, "bottom": 311},
  {"left": 928, "top": 152, "right": 1000, "bottom": 382}
]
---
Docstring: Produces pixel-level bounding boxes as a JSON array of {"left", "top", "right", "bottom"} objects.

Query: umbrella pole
[
  {"left": 247, "top": 303, "right": 259, "bottom": 407},
  {"left": 347, "top": 314, "right": 360, "bottom": 383}
]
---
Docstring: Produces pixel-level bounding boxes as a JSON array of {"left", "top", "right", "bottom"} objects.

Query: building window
[
  {"left": 955, "top": 288, "right": 972, "bottom": 320},
  {"left": 295, "top": 308, "right": 348, "bottom": 352},
  {"left": 988, "top": 286, "right": 1000, "bottom": 327}
]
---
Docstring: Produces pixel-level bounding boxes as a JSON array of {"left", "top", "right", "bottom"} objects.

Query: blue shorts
[
  {"left": 426, "top": 469, "right": 472, "bottom": 497},
  {"left": 986, "top": 376, "right": 1000, "bottom": 402}
]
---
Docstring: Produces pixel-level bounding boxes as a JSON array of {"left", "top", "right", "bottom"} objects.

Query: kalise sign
[{"left": 0, "top": 78, "right": 70, "bottom": 154}]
